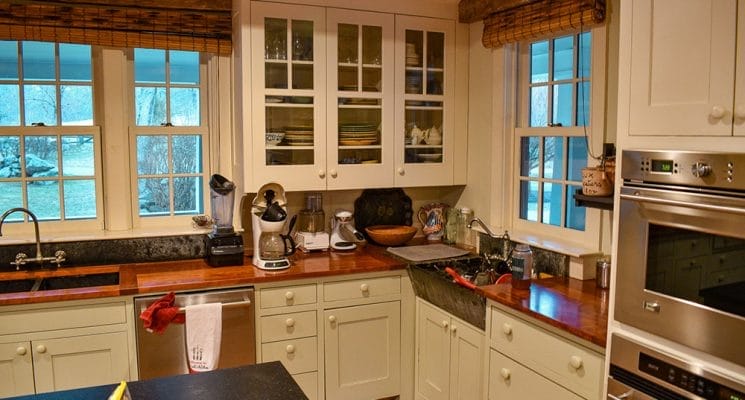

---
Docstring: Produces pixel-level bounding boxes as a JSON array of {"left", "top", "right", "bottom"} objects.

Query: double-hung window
[
  {"left": 0, "top": 41, "right": 101, "bottom": 230},
  {"left": 513, "top": 30, "right": 604, "bottom": 244},
  {"left": 131, "top": 49, "right": 208, "bottom": 225}
]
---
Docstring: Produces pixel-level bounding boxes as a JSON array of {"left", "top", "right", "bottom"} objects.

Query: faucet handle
[
  {"left": 52, "top": 250, "right": 66, "bottom": 268},
  {"left": 11, "top": 253, "right": 28, "bottom": 270}
]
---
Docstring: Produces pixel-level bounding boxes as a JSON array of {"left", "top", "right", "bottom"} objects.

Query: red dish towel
[{"left": 139, "top": 292, "right": 185, "bottom": 334}]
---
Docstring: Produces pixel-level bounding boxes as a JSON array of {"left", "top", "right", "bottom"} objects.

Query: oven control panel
[
  {"left": 622, "top": 150, "right": 745, "bottom": 191},
  {"left": 639, "top": 353, "right": 745, "bottom": 399}
]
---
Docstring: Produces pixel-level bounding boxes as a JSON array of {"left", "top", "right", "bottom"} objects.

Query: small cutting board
[{"left": 386, "top": 244, "right": 470, "bottom": 262}]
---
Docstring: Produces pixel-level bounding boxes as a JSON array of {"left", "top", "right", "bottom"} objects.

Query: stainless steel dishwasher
[{"left": 134, "top": 287, "right": 255, "bottom": 380}]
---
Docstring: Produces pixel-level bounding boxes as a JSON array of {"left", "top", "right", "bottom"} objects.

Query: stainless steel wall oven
[{"left": 617, "top": 150, "right": 745, "bottom": 367}]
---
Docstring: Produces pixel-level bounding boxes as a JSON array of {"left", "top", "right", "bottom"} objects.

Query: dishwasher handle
[{"left": 175, "top": 299, "right": 251, "bottom": 313}]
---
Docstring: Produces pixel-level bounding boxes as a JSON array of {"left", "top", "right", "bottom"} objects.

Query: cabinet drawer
[
  {"left": 292, "top": 371, "right": 318, "bottom": 400},
  {"left": 489, "top": 307, "right": 602, "bottom": 399},
  {"left": 261, "top": 336, "right": 317, "bottom": 374},
  {"left": 260, "top": 311, "right": 317, "bottom": 343},
  {"left": 0, "top": 301, "right": 127, "bottom": 336},
  {"left": 323, "top": 276, "right": 400, "bottom": 302},
  {"left": 260, "top": 284, "right": 317, "bottom": 309},
  {"left": 488, "top": 349, "right": 583, "bottom": 400}
]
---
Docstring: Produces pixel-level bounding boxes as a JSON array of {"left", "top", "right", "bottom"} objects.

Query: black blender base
[{"left": 205, "top": 234, "right": 245, "bottom": 267}]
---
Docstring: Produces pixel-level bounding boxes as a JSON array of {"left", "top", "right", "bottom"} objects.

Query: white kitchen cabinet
[
  {"left": 244, "top": 2, "right": 462, "bottom": 191},
  {"left": 0, "top": 299, "right": 133, "bottom": 397},
  {"left": 488, "top": 349, "right": 583, "bottom": 400},
  {"left": 324, "top": 301, "right": 401, "bottom": 400},
  {"left": 394, "top": 16, "right": 456, "bottom": 186},
  {"left": 486, "top": 302, "right": 604, "bottom": 400},
  {"left": 625, "top": 0, "right": 745, "bottom": 136},
  {"left": 415, "top": 299, "right": 483, "bottom": 400}
]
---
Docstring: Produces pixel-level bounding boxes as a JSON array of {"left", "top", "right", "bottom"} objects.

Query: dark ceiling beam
[
  {"left": 458, "top": 0, "right": 540, "bottom": 23},
  {"left": 7, "top": 0, "right": 232, "bottom": 13}
]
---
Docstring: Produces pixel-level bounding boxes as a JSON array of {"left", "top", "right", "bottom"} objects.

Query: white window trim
[{"left": 507, "top": 24, "right": 608, "bottom": 252}]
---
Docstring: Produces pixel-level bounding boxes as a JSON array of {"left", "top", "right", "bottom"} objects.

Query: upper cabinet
[
  {"left": 394, "top": 16, "right": 456, "bottom": 187},
  {"left": 625, "top": 0, "right": 745, "bottom": 136},
  {"left": 244, "top": 2, "right": 463, "bottom": 192}
]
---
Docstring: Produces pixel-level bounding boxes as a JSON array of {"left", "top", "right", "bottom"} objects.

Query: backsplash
[
  {"left": 477, "top": 232, "right": 568, "bottom": 278},
  {"left": 0, "top": 235, "right": 206, "bottom": 271}
]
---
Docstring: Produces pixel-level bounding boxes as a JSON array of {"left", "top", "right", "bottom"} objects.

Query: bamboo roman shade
[
  {"left": 0, "top": 0, "right": 232, "bottom": 55},
  {"left": 470, "top": 0, "right": 605, "bottom": 48}
]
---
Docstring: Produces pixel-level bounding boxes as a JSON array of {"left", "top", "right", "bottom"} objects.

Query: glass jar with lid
[{"left": 510, "top": 244, "right": 533, "bottom": 289}]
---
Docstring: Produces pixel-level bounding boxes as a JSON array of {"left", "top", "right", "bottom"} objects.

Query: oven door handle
[
  {"left": 620, "top": 193, "right": 745, "bottom": 215},
  {"left": 608, "top": 390, "right": 635, "bottom": 400}
]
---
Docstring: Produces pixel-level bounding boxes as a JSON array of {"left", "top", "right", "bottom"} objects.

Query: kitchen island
[{"left": 6, "top": 361, "right": 307, "bottom": 400}]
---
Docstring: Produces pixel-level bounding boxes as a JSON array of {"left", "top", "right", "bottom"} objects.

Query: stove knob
[{"left": 691, "top": 162, "right": 712, "bottom": 178}]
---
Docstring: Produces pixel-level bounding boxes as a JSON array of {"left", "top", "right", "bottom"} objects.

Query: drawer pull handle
[
  {"left": 286, "top": 344, "right": 295, "bottom": 354},
  {"left": 36, "top": 345, "right": 47, "bottom": 354},
  {"left": 285, "top": 291, "right": 295, "bottom": 300},
  {"left": 329, "top": 315, "right": 337, "bottom": 323},
  {"left": 570, "top": 356, "right": 583, "bottom": 369},
  {"left": 710, "top": 105, "right": 726, "bottom": 119},
  {"left": 285, "top": 318, "right": 295, "bottom": 327},
  {"left": 500, "top": 368, "right": 511, "bottom": 380},
  {"left": 502, "top": 323, "right": 512, "bottom": 335},
  {"left": 442, "top": 320, "right": 449, "bottom": 328},
  {"left": 16, "top": 346, "right": 26, "bottom": 356},
  {"left": 360, "top": 283, "right": 369, "bottom": 292}
]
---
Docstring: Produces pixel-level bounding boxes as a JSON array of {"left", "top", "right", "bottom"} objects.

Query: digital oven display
[
  {"left": 639, "top": 353, "right": 745, "bottom": 400},
  {"left": 651, "top": 159, "right": 674, "bottom": 173}
]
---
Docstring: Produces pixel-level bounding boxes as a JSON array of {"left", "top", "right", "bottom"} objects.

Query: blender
[
  {"left": 205, "top": 174, "right": 244, "bottom": 267},
  {"left": 251, "top": 182, "right": 295, "bottom": 270}
]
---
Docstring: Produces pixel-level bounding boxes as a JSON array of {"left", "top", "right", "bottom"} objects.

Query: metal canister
[{"left": 596, "top": 258, "right": 611, "bottom": 289}]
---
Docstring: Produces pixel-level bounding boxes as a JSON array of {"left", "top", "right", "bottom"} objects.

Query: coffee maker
[
  {"left": 205, "top": 174, "right": 244, "bottom": 267},
  {"left": 251, "top": 183, "right": 294, "bottom": 270}
]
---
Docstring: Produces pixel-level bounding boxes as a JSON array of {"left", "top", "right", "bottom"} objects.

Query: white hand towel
[{"left": 185, "top": 303, "right": 222, "bottom": 373}]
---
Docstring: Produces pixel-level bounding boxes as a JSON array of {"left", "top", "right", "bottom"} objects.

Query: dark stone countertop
[{"left": 6, "top": 361, "right": 307, "bottom": 400}]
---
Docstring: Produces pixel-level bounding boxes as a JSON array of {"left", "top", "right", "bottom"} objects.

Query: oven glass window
[{"left": 646, "top": 224, "right": 745, "bottom": 318}]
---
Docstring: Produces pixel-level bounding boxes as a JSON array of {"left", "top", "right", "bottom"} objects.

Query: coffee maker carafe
[
  {"left": 251, "top": 183, "right": 295, "bottom": 270},
  {"left": 205, "top": 174, "right": 244, "bottom": 267}
]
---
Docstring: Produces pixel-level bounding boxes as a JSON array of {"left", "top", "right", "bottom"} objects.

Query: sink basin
[{"left": 0, "top": 272, "right": 119, "bottom": 294}]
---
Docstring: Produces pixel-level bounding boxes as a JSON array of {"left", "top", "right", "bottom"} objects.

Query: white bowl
[{"left": 265, "top": 132, "right": 285, "bottom": 146}]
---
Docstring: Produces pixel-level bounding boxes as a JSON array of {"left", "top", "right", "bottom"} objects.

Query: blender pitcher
[{"left": 209, "top": 174, "right": 236, "bottom": 236}]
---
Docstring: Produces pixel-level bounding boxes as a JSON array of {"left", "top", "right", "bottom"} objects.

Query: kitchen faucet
[
  {"left": 0, "top": 207, "right": 66, "bottom": 270},
  {"left": 467, "top": 217, "right": 513, "bottom": 267}
]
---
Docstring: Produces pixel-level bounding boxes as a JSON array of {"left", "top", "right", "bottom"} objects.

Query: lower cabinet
[
  {"left": 486, "top": 301, "right": 604, "bottom": 400},
  {"left": 488, "top": 349, "right": 583, "bottom": 400},
  {"left": 324, "top": 301, "right": 401, "bottom": 400},
  {"left": 415, "top": 298, "right": 484, "bottom": 400},
  {"left": 0, "top": 299, "right": 133, "bottom": 398}
]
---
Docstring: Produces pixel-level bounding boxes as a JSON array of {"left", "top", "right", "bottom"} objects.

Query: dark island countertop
[
  {"left": 7, "top": 361, "right": 307, "bottom": 400},
  {"left": 476, "top": 277, "right": 609, "bottom": 348}
]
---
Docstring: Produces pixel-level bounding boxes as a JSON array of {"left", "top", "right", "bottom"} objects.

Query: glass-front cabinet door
[
  {"left": 394, "top": 16, "right": 455, "bottom": 187},
  {"left": 250, "top": 3, "right": 326, "bottom": 191},
  {"left": 326, "top": 9, "right": 394, "bottom": 189}
]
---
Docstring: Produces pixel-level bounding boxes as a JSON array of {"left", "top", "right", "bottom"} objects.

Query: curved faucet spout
[{"left": 0, "top": 207, "right": 43, "bottom": 261}]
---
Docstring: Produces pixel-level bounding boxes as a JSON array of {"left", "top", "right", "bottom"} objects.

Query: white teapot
[{"left": 425, "top": 125, "right": 442, "bottom": 145}]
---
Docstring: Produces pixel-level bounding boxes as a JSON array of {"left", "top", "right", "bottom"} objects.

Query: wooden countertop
[
  {"left": 0, "top": 243, "right": 608, "bottom": 348},
  {"left": 476, "top": 277, "right": 609, "bottom": 348}
]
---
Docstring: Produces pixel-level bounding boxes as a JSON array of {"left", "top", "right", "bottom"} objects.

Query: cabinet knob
[
  {"left": 285, "top": 291, "right": 295, "bottom": 300},
  {"left": 500, "top": 368, "right": 511, "bottom": 380},
  {"left": 570, "top": 355, "right": 583, "bottom": 370},
  {"left": 16, "top": 346, "right": 26, "bottom": 356},
  {"left": 735, "top": 104, "right": 745, "bottom": 120},
  {"left": 502, "top": 323, "right": 513, "bottom": 336},
  {"left": 710, "top": 105, "right": 726, "bottom": 119},
  {"left": 397, "top": 167, "right": 405, "bottom": 175},
  {"left": 286, "top": 344, "right": 295, "bottom": 354},
  {"left": 318, "top": 170, "right": 326, "bottom": 178},
  {"left": 329, "top": 169, "right": 338, "bottom": 178},
  {"left": 450, "top": 325, "right": 457, "bottom": 333},
  {"left": 285, "top": 318, "right": 295, "bottom": 327},
  {"left": 328, "top": 315, "right": 337, "bottom": 323},
  {"left": 442, "top": 320, "right": 449, "bottom": 328},
  {"left": 360, "top": 283, "right": 369, "bottom": 292},
  {"left": 35, "top": 345, "right": 47, "bottom": 354}
]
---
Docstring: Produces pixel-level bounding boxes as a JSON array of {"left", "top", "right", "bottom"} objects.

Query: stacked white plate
[
  {"left": 283, "top": 126, "right": 314, "bottom": 146},
  {"left": 339, "top": 123, "right": 378, "bottom": 146},
  {"left": 406, "top": 43, "right": 418, "bottom": 66}
]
